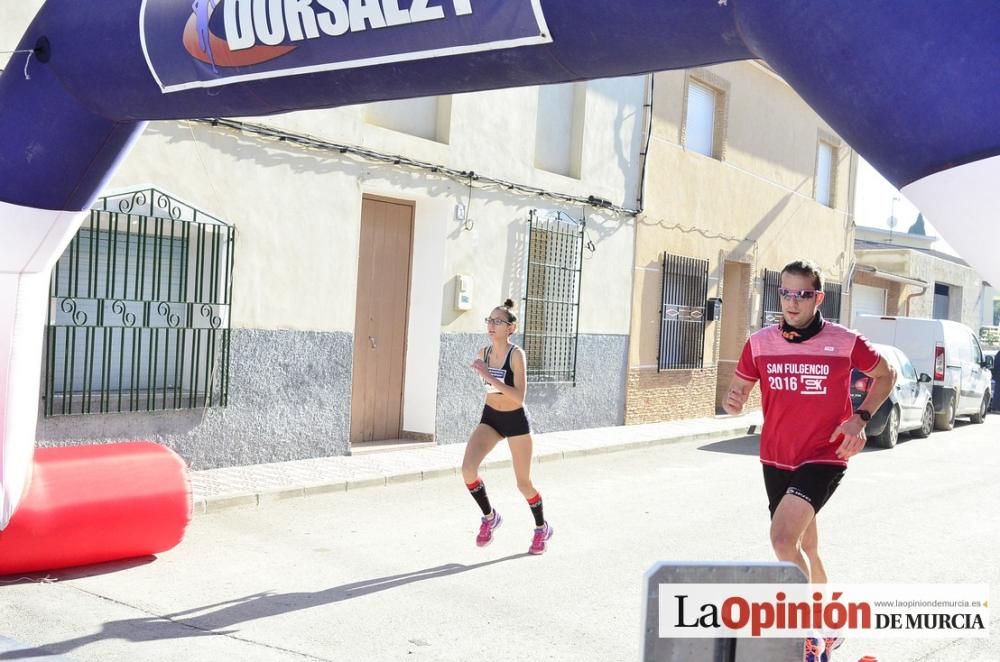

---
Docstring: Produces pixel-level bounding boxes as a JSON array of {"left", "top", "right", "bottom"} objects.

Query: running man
[
  {"left": 461, "top": 298, "right": 553, "bottom": 555},
  {"left": 723, "top": 260, "right": 896, "bottom": 657}
]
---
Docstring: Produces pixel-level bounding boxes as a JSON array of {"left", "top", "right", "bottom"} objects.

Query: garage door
[{"left": 852, "top": 283, "right": 887, "bottom": 326}]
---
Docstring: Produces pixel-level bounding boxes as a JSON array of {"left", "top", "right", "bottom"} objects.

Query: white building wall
[
  {"left": 5, "top": 4, "right": 647, "bottom": 457},
  {"left": 231, "top": 77, "right": 646, "bottom": 337}
]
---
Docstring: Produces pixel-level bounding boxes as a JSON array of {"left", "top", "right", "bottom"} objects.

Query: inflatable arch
[{"left": 1, "top": 1, "right": 998, "bottom": 558}]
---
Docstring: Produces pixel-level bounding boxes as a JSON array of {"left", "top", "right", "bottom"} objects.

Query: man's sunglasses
[{"left": 778, "top": 288, "right": 819, "bottom": 302}]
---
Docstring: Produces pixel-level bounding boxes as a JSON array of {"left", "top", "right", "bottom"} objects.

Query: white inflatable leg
[
  {"left": 901, "top": 155, "right": 1000, "bottom": 289},
  {"left": 0, "top": 201, "right": 88, "bottom": 529}
]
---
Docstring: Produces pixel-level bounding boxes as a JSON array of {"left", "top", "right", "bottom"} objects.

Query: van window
[
  {"left": 953, "top": 330, "right": 972, "bottom": 362},
  {"left": 970, "top": 334, "right": 983, "bottom": 364}
]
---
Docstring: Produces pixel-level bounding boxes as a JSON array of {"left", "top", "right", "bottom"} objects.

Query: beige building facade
[
  {"left": 851, "top": 227, "right": 996, "bottom": 333},
  {"left": 627, "top": 62, "right": 856, "bottom": 424}
]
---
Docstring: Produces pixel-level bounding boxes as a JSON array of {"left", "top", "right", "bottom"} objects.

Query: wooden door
[
  {"left": 716, "top": 261, "right": 751, "bottom": 410},
  {"left": 350, "top": 197, "right": 414, "bottom": 444}
]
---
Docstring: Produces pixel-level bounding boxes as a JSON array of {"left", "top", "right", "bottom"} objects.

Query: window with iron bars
[
  {"left": 659, "top": 254, "right": 710, "bottom": 370},
  {"left": 44, "top": 189, "right": 234, "bottom": 416},
  {"left": 522, "top": 210, "right": 584, "bottom": 384},
  {"left": 761, "top": 269, "right": 783, "bottom": 327},
  {"left": 820, "top": 283, "right": 842, "bottom": 323},
  {"left": 762, "top": 268, "right": 842, "bottom": 327}
]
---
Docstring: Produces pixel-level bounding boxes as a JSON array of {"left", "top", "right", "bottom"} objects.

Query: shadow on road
[
  {"left": 861, "top": 420, "right": 973, "bottom": 453},
  {"left": 0, "top": 554, "right": 530, "bottom": 659},
  {"left": 0, "top": 557, "right": 157, "bottom": 587},
  {"left": 697, "top": 435, "right": 760, "bottom": 456}
]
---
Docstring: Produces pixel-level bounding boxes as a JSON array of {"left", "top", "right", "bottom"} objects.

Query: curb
[{"left": 193, "top": 422, "right": 759, "bottom": 516}]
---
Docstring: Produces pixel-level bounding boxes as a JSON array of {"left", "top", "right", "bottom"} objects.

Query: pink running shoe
[
  {"left": 476, "top": 511, "right": 502, "bottom": 547},
  {"left": 528, "top": 522, "right": 553, "bottom": 555}
]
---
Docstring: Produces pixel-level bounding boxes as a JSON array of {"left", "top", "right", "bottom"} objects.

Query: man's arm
[
  {"left": 829, "top": 355, "right": 897, "bottom": 459},
  {"left": 723, "top": 375, "right": 755, "bottom": 415},
  {"left": 858, "top": 355, "right": 896, "bottom": 415}
]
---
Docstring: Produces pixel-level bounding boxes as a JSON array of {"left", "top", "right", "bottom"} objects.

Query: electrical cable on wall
[
  {"left": 642, "top": 218, "right": 748, "bottom": 244},
  {"left": 580, "top": 208, "right": 597, "bottom": 258},
  {"left": 192, "top": 118, "right": 640, "bottom": 217},
  {"left": 194, "top": 113, "right": 767, "bottom": 263},
  {"left": 636, "top": 74, "right": 655, "bottom": 213}
]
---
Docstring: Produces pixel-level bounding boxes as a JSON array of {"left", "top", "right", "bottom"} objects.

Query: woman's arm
[{"left": 473, "top": 347, "right": 526, "bottom": 405}]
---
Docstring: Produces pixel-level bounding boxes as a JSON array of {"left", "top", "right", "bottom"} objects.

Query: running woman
[
  {"left": 723, "top": 260, "right": 895, "bottom": 658},
  {"left": 461, "top": 298, "right": 553, "bottom": 555}
]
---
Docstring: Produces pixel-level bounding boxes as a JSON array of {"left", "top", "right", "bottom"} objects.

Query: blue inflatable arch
[{"left": 1, "top": 0, "right": 998, "bottom": 529}]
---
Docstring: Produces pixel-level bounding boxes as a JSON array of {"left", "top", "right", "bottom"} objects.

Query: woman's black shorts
[
  {"left": 762, "top": 463, "right": 845, "bottom": 517},
  {"left": 480, "top": 405, "right": 531, "bottom": 438}
]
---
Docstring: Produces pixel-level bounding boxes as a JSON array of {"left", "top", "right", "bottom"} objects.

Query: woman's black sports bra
[{"left": 483, "top": 344, "right": 517, "bottom": 392}]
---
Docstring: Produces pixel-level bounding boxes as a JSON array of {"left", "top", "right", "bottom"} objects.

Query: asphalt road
[{"left": 1, "top": 415, "right": 997, "bottom": 662}]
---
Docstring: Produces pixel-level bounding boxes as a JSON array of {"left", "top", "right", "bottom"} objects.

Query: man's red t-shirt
[{"left": 735, "top": 322, "right": 882, "bottom": 470}]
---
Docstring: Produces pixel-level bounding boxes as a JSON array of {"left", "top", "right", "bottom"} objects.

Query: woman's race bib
[{"left": 483, "top": 367, "right": 507, "bottom": 393}]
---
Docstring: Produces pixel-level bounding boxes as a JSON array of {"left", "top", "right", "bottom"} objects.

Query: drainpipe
[
  {"left": 635, "top": 74, "right": 654, "bottom": 213},
  {"left": 844, "top": 148, "right": 859, "bottom": 296},
  {"left": 903, "top": 284, "right": 929, "bottom": 316}
]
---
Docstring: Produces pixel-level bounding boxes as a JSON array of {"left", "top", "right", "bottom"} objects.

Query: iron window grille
[
  {"left": 762, "top": 268, "right": 783, "bottom": 327},
  {"left": 44, "top": 188, "right": 234, "bottom": 416},
  {"left": 762, "top": 268, "right": 842, "bottom": 326},
  {"left": 658, "top": 253, "right": 709, "bottom": 370},
  {"left": 522, "top": 210, "right": 584, "bottom": 384}
]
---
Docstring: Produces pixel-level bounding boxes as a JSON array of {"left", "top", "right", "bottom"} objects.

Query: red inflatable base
[{"left": 0, "top": 442, "right": 190, "bottom": 575}]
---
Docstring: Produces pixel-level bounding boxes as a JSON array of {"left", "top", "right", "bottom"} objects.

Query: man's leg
[
  {"left": 804, "top": 516, "right": 847, "bottom": 653},
  {"left": 801, "top": 518, "right": 828, "bottom": 584},
  {"left": 769, "top": 494, "right": 815, "bottom": 581}
]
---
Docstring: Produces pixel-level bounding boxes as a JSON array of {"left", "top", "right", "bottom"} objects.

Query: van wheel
[
  {"left": 872, "top": 406, "right": 899, "bottom": 448},
  {"left": 969, "top": 393, "right": 989, "bottom": 424},
  {"left": 935, "top": 392, "right": 956, "bottom": 431},
  {"left": 912, "top": 402, "right": 934, "bottom": 439}
]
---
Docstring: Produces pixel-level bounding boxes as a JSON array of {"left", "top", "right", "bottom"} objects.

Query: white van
[{"left": 853, "top": 316, "right": 994, "bottom": 430}]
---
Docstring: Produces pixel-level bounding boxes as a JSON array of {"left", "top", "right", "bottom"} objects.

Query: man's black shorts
[{"left": 762, "top": 463, "right": 845, "bottom": 517}]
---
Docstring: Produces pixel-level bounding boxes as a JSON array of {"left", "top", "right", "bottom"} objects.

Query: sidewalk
[{"left": 190, "top": 412, "right": 762, "bottom": 515}]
